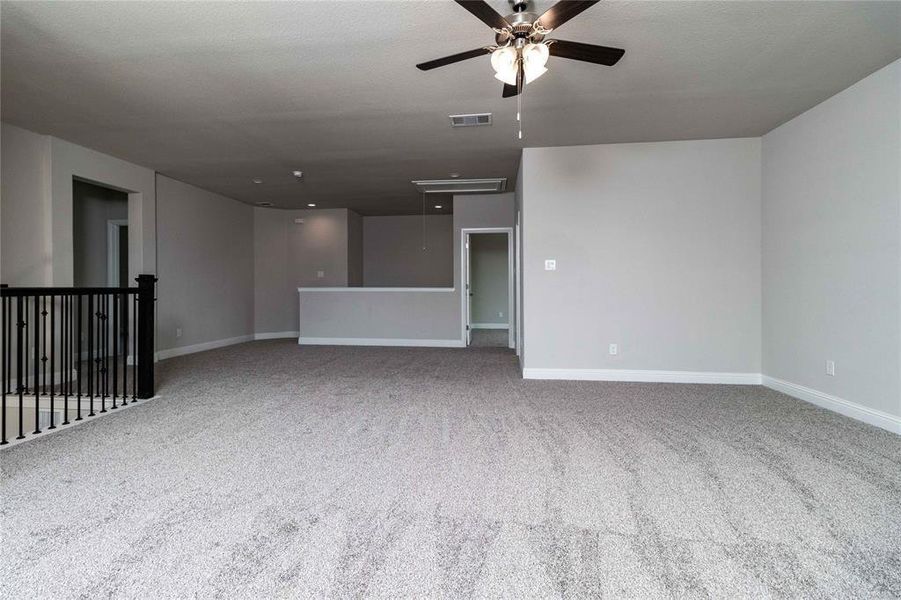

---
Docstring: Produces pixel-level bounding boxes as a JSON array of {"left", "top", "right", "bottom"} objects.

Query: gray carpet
[
  {"left": 1, "top": 340, "right": 899, "bottom": 599},
  {"left": 469, "top": 328, "right": 509, "bottom": 348}
]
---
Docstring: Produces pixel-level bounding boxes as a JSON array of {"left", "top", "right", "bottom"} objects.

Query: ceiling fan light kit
[{"left": 416, "top": 0, "right": 625, "bottom": 139}]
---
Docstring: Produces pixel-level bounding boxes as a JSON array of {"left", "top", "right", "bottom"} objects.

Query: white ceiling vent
[
  {"left": 412, "top": 178, "right": 507, "bottom": 194},
  {"left": 449, "top": 113, "right": 492, "bottom": 127}
]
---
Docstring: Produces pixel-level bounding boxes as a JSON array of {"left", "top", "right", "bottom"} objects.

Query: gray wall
[
  {"left": 1, "top": 122, "right": 50, "bottom": 285},
  {"left": 362, "top": 215, "right": 453, "bottom": 287},
  {"left": 72, "top": 179, "right": 128, "bottom": 287},
  {"left": 520, "top": 139, "right": 762, "bottom": 373},
  {"left": 299, "top": 290, "right": 459, "bottom": 341},
  {"left": 762, "top": 59, "right": 900, "bottom": 417},
  {"left": 347, "top": 210, "right": 363, "bottom": 287},
  {"left": 156, "top": 175, "right": 254, "bottom": 351},
  {"left": 254, "top": 208, "right": 350, "bottom": 334},
  {"left": 470, "top": 233, "right": 508, "bottom": 326}
]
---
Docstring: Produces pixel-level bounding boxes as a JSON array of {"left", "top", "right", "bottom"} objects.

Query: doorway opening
[
  {"left": 73, "top": 178, "right": 130, "bottom": 350},
  {"left": 73, "top": 178, "right": 129, "bottom": 287},
  {"left": 461, "top": 228, "right": 514, "bottom": 348}
]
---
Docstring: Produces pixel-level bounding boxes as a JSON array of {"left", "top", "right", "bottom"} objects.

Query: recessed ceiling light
[
  {"left": 307, "top": 203, "right": 316, "bottom": 207},
  {"left": 434, "top": 205, "right": 443, "bottom": 209},
  {"left": 449, "top": 173, "right": 460, "bottom": 178},
  {"left": 255, "top": 201, "right": 273, "bottom": 207},
  {"left": 293, "top": 170, "right": 304, "bottom": 179},
  {"left": 252, "top": 178, "right": 263, "bottom": 184}
]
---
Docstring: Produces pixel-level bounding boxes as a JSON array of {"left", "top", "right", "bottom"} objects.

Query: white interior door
[{"left": 465, "top": 233, "right": 472, "bottom": 345}]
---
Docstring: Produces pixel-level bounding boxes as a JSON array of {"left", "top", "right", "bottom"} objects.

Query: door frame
[
  {"left": 106, "top": 219, "right": 129, "bottom": 287},
  {"left": 460, "top": 227, "right": 515, "bottom": 348}
]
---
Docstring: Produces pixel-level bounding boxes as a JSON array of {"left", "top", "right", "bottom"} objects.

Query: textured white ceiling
[{"left": 2, "top": 1, "right": 899, "bottom": 214}]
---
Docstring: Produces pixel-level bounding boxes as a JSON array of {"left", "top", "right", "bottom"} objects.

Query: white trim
[
  {"left": 523, "top": 368, "right": 762, "bottom": 385},
  {"left": 253, "top": 331, "right": 299, "bottom": 340},
  {"left": 461, "top": 227, "right": 515, "bottom": 350},
  {"left": 471, "top": 323, "right": 509, "bottom": 329},
  {"left": 763, "top": 376, "right": 901, "bottom": 435},
  {"left": 155, "top": 335, "right": 254, "bottom": 361},
  {"left": 515, "top": 211, "right": 522, "bottom": 358},
  {"left": 299, "top": 337, "right": 465, "bottom": 348},
  {"left": 298, "top": 287, "right": 455, "bottom": 293}
]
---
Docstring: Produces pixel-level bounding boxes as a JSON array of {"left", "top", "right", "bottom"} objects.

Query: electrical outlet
[
  {"left": 498, "top": 311, "right": 504, "bottom": 318},
  {"left": 826, "top": 360, "right": 835, "bottom": 376},
  {"left": 544, "top": 259, "right": 556, "bottom": 271},
  {"left": 176, "top": 327, "right": 182, "bottom": 339},
  {"left": 316, "top": 270, "right": 325, "bottom": 279},
  {"left": 609, "top": 343, "right": 618, "bottom": 356}
]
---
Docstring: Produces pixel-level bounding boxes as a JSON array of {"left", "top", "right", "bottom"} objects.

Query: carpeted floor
[
  {"left": 1, "top": 340, "right": 899, "bottom": 599},
  {"left": 469, "top": 328, "right": 509, "bottom": 348}
]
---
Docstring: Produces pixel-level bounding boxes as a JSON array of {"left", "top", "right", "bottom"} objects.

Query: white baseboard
[
  {"left": 471, "top": 323, "right": 509, "bottom": 330},
  {"left": 522, "top": 368, "right": 762, "bottom": 385},
  {"left": 762, "top": 376, "right": 900, "bottom": 435},
  {"left": 254, "top": 331, "right": 299, "bottom": 340},
  {"left": 155, "top": 335, "right": 254, "bottom": 361},
  {"left": 299, "top": 337, "right": 465, "bottom": 348}
]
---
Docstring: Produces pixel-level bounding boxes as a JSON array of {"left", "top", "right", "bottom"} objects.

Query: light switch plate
[
  {"left": 316, "top": 270, "right": 325, "bottom": 279},
  {"left": 826, "top": 360, "right": 835, "bottom": 376},
  {"left": 544, "top": 259, "right": 556, "bottom": 271}
]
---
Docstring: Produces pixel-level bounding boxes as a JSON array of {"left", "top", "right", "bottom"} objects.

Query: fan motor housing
[{"left": 495, "top": 11, "right": 544, "bottom": 44}]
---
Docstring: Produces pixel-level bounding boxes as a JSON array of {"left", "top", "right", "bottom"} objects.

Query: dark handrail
[{"left": 1, "top": 287, "right": 139, "bottom": 297}]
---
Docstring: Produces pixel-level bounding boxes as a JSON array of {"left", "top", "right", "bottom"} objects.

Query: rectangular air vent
[
  {"left": 449, "top": 113, "right": 492, "bottom": 127},
  {"left": 411, "top": 178, "right": 507, "bottom": 194}
]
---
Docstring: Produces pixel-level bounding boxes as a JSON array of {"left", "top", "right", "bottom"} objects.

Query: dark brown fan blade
[
  {"left": 416, "top": 47, "right": 492, "bottom": 71},
  {"left": 455, "top": 0, "right": 511, "bottom": 30},
  {"left": 501, "top": 62, "right": 524, "bottom": 98},
  {"left": 536, "top": 1, "right": 600, "bottom": 31},
  {"left": 548, "top": 39, "right": 624, "bottom": 66}
]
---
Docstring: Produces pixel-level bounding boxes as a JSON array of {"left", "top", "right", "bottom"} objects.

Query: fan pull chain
[{"left": 517, "top": 59, "right": 523, "bottom": 140}]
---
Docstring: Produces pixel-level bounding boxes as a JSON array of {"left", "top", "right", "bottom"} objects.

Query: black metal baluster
[
  {"left": 99, "top": 294, "right": 109, "bottom": 413},
  {"left": 16, "top": 296, "right": 24, "bottom": 440},
  {"left": 121, "top": 293, "right": 128, "bottom": 407},
  {"left": 6, "top": 295, "right": 11, "bottom": 396},
  {"left": 76, "top": 294, "right": 83, "bottom": 421},
  {"left": 95, "top": 294, "right": 101, "bottom": 408},
  {"left": 1, "top": 290, "right": 7, "bottom": 445},
  {"left": 3, "top": 289, "right": 8, "bottom": 396},
  {"left": 112, "top": 292, "right": 118, "bottom": 409},
  {"left": 132, "top": 293, "right": 137, "bottom": 401},
  {"left": 63, "top": 294, "right": 70, "bottom": 425},
  {"left": 23, "top": 297, "right": 28, "bottom": 395},
  {"left": 106, "top": 294, "right": 111, "bottom": 405},
  {"left": 49, "top": 295, "right": 55, "bottom": 429},
  {"left": 33, "top": 295, "right": 41, "bottom": 435},
  {"left": 41, "top": 295, "right": 48, "bottom": 396},
  {"left": 88, "top": 293, "right": 95, "bottom": 417}
]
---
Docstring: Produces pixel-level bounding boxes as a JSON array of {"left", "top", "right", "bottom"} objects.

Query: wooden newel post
[{"left": 136, "top": 274, "right": 157, "bottom": 399}]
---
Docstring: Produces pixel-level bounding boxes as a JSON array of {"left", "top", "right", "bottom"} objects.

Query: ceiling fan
[{"left": 416, "top": 0, "right": 624, "bottom": 98}]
